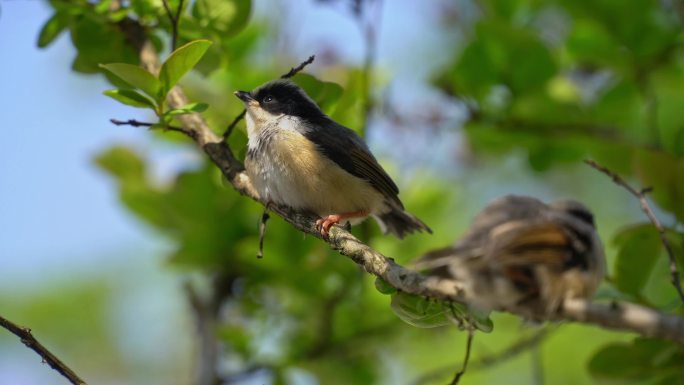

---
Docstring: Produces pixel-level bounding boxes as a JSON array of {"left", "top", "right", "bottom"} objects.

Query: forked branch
[{"left": 585, "top": 159, "right": 684, "bottom": 305}]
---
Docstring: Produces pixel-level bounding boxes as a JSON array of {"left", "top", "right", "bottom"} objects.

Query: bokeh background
[{"left": 1, "top": 0, "right": 683, "bottom": 384}]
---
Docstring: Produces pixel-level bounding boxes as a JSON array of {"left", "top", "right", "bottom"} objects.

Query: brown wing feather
[
  {"left": 349, "top": 147, "right": 402, "bottom": 206},
  {"left": 303, "top": 122, "right": 401, "bottom": 206},
  {"left": 490, "top": 222, "right": 572, "bottom": 270}
]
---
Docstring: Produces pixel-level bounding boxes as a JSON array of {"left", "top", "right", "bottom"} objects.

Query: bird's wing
[
  {"left": 490, "top": 221, "right": 573, "bottom": 270},
  {"left": 304, "top": 122, "right": 401, "bottom": 205}
]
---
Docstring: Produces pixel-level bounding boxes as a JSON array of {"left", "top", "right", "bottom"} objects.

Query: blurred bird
[
  {"left": 234, "top": 80, "right": 431, "bottom": 238},
  {"left": 415, "top": 195, "right": 605, "bottom": 318}
]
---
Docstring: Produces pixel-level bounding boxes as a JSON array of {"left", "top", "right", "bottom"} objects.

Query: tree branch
[
  {"left": 0, "top": 315, "right": 87, "bottom": 385},
  {"left": 585, "top": 159, "right": 684, "bottom": 305},
  {"left": 106, "top": 29, "right": 684, "bottom": 345},
  {"left": 161, "top": 0, "right": 183, "bottom": 51}
]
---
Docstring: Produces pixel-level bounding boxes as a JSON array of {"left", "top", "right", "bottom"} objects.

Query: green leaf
[
  {"left": 373, "top": 277, "right": 397, "bottom": 295},
  {"left": 99, "top": 63, "right": 160, "bottom": 99},
  {"left": 94, "top": 146, "right": 146, "bottom": 182},
  {"left": 450, "top": 22, "right": 556, "bottom": 98},
  {"left": 192, "top": 0, "right": 251, "bottom": 37},
  {"left": 103, "top": 89, "right": 157, "bottom": 109},
  {"left": 159, "top": 40, "right": 212, "bottom": 96},
  {"left": 165, "top": 102, "right": 209, "bottom": 116},
  {"left": 389, "top": 292, "right": 493, "bottom": 332},
  {"left": 613, "top": 224, "right": 662, "bottom": 297},
  {"left": 589, "top": 338, "right": 683, "bottom": 382},
  {"left": 69, "top": 13, "right": 139, "bottom": 76},
  {"left": 390, "top": 292, "right": 452, "bottom": 328},
  {"left": 37, "top": 13, "right": 68, "bottom": 48},
  {"left": 294, "top": 74, "right": 344, "bottom": 113}
]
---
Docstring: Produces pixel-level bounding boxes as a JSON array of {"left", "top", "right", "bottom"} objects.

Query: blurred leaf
[
  {"left": 634, "top": 150, "right": 684, "bottom": 222},
  {"left": 653, "top": 66, "right": 684, "bottom": 156},
  {"left": 103, "top": 89, "right": 157, "bottom": 109},
  {"left": 293, "top": 74, "right": 344, "bottom": 113},
  {"left": 70, "top": 14, "right": 138, "bottom": 74},
  {"left": 305, "top": 359, "right": 377, "bottom": 385},
  {"left": 217, "top": 325, "right": 251, "bottom": 355},
  {"left": 159, "top": 39, "right": 212, "bottom": 95},
  {"left": 99, "top": 63, "right": 161, "bottom": 99},
  {"left": 38, "top": 12, "right": 69, "bottom": 48},
  {"left": 450, "top": 21, "right": 556, "bottom": 97},
  {"left": 192, "top": 0, "right": 252, "bottom": 37},
  {"left": 94, "top": 145, "right": 146, "bottom": 182},
  {"left": 565, "top": 19, "right": 627, "bottom": 72},
  {"left": 589, "top": 338, "right": 684, "bottom": 382},
  {"left": 613, "top": 223, "right": 662, "bottom": 297}
]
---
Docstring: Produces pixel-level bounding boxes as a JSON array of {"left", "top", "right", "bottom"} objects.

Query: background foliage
[{"left": 2, "top": 0, "right": 684, "bottom": 384}]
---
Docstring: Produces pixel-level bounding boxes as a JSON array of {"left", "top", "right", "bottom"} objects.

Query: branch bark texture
[{"left": 0, "top": 315, "right": 87, "bottom": 385}]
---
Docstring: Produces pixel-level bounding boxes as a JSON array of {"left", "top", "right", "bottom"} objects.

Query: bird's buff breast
[{"left": 245, "top": 128, "right": 384, "bottom": 216}]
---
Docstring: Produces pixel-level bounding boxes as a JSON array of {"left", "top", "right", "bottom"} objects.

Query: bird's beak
[{"left": 234, "top": 90, "right": 254, "bottom": 103}]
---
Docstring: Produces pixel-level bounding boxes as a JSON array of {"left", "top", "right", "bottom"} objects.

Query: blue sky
[{"left": 0, "top": 1, "right": 160, "bottom": 286}]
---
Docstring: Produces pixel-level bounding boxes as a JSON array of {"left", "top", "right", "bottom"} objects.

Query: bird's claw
[{"left": 315, "top": 214, "right": 342, "bottom": 237}]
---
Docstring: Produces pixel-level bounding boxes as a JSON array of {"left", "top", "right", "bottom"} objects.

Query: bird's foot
[{"left": 315, "top": 211, "right": 368, "bottom": 237}]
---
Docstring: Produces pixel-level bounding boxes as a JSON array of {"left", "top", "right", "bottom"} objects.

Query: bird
[
  {"left": 415, "top": 195, "right": 605, "bottom": 319},
  {"left": 233, "top": 79, "right": 431, "bottom": 238}
]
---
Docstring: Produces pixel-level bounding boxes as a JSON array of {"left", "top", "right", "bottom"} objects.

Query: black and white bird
[{"left": 234, "top": 80, "right": 431, "bottom": 238}]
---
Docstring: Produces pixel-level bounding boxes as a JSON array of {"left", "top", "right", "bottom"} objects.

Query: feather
[{"left": 303, "top": 121, "right": 402, "bottom": 206}]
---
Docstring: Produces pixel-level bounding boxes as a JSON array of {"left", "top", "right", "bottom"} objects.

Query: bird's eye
[{"left": 263, "top": 95, "right": 273, "bottom": 103}]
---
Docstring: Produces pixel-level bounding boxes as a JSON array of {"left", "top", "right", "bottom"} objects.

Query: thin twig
[
  {"left": 110, "top": 118, "right": 154, "bottom": 127},
  {"left": 257, "top": 210, "right": 270, "bottom": 259},
  {"left": 174, "top": 0, "right": 184, "bottom": 42},
  {"left": 585, "top": 159, "right": 684, "bottom": 305},
  {"left": 110, "top": 118, "right": 192, "bottom": 137},
  {"left": 449, "top": 329, "right": 474, "bottom": 385},
  {"left": 531, "top": 339, "right": 544, "bottom": 385},
  {"left": 222, "top": 55, "right": 315, "bottom": 140},
  {"left": 280, "top": 55, "right": 316, "bottom": 79},
  {"left": 412, "top": 327, "right": 552, "bottom": 385},
  {"left": 161, "top": 0, "right": 183, "bottom": 51},
  {"left": 222, "top": 110, "right": 245, "bottom": 141},
  {"left": 0, "top": 315, "right": 87, "bottom": 385}
]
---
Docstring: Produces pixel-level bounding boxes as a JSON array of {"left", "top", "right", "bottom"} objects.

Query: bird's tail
[{"left": 375, "top": 209, "right": 432, "bottom": 239}]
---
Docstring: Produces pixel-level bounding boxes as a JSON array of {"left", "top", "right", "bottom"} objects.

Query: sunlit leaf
[
  {"left": 165, "top": 102, "right": 209, "bottom": 116},
  {"left": 159, "top": 40, "right": 212, "bottom": 96},
  {"left": 103, "top": 89, "right": 157, "bottom": 109},
  {"left": 99, "top": 63, "right": 161, "bottom": 99}
]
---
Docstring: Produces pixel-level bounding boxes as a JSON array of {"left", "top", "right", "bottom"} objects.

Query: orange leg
[{"left": 315, "top": 211, "right": 368, "bottom": 237}]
